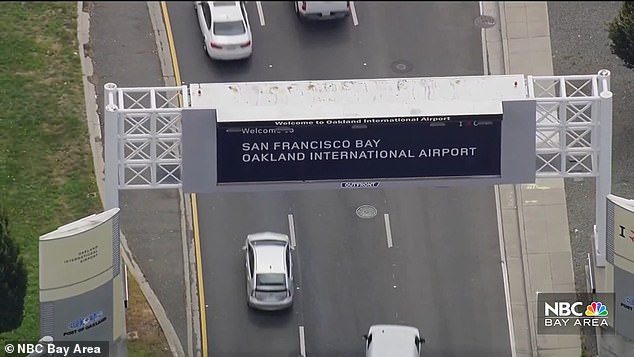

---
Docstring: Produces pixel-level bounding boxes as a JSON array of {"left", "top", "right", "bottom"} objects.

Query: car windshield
[
  {"left": 256, "top": 273, "right": 286, "bottom": 291},
  {"left": 213, "top": 20, "right": 245, "bottom": 36}
]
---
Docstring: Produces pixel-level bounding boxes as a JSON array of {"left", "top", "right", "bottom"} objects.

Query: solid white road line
[
  {"left": 485, "top": 0, "right": 517, "bottom": 352},
  {"left": 299, "top": 325, "right": 306, "bottom": 356},
  {"left": 256, "top": 1, "right": 266, "bottom": 26},
  {"left": 288, "top": 214, "right": 297, "bottom": 248},
  {"left": 494, "top": 185, "right": 517, "bottom": 357},
  {"left": 350, "top": 1, "right": 359, "bottom": 26},
  {"left": 478, "top": 1, "right": 489, "bottom": 75},
  {"left": 384, "top": 213, "right": 393, "bottom": 248}
]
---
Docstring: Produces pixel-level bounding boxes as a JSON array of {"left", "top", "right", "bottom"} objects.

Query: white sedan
[{"left": 195, "top": 1, "right": 252, "bottom": 60}]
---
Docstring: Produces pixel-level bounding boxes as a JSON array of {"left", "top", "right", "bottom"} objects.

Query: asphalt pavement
[
  {"left": 293, "top": 187, "right": 510, "bottom": 356},
  {"left": 167, "top": 1, "right": 512, "bottom": 356},
  {"left": 86, "top": 1, "right": 189, "bottom": 353},
  {"left": 168, "top": 1, "right": 485, "bottom": 82}
]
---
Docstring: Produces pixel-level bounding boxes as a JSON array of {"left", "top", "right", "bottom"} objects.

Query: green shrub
[
  {"left": 0, "top": 205, "right": 28, "bottom": 333},
  {"left": 609, "top": 1, "right": 634, "bottom": 69}
]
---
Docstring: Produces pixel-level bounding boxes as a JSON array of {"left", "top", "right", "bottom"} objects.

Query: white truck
[
  {"left": 294, "top": 1, "right": 351, "bottom": 20},
  {"left": 363, "top": 324, "right": 426, "bottom": 357}
]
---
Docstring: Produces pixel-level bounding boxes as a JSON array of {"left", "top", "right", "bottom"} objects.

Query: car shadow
[
  {"left": 246, "top": 304, "right": 295, "bottom": 328},
  {"left": 296, "top": 17, "right": 349, "bottom": 34},
  {"left": 292, "top": 14, "right": 352, "bottom": 51},
  {"left": 206, "top": 56, "right": 254, "bottom": 76}
]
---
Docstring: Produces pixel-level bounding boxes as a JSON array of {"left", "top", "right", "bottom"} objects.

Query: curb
[
  {"left": 480, "top": 2, "right": 529, "bottom": 356},
  {"left": 497, "top": 2, "right": 511, "bottom": 74},
  {"left": 147, "top": 2, "right": 200, "bottom": 356},
  {"left": 77, "top": 3, "right": 186, "bottom": 356},
  {"left": 492, "top": 2, "right": 538, "bottom": 355}
]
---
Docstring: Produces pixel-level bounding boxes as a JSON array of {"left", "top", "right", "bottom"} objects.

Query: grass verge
[
  {"left": 0, "top": 3, "right": 171, "bottom": 355},
  {"left": 126, "top": 270, "right": 172, "bottom": 356}
]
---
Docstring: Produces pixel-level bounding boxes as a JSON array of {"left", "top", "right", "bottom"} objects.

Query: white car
[
  {"left": 242, "top": 232, "right": 294, "bottom": 310},
  {"left": 295, "top": 1, "right": 351, "bottom": 20},
  {"left": 195, "top": 1, "right": 252, "bottom": 60},
  {"left": 363, "top": 325, "right": 425, "bottom": 357}
]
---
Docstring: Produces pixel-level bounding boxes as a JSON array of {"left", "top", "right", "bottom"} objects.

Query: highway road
[
  {"left": 166, "top": 1, "right": 512, "bottom": 356},
  {"left": 168, "top": 1, "right": 484, "bottom": 82}
]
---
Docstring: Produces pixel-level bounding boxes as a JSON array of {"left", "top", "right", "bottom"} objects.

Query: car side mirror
[
  {"left": 241, "top": 246, "right": 247, "bottom": 251},
  {"left": 415, "top": 336, "right": 425, "bottom": 345},
  {"left": 362, "top": 334, "right": 368, "bottom": 341}
]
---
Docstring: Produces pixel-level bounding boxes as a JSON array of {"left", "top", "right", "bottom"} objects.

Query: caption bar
[{"left": 4, "top": 341, "right": 108, "bottom": 357}]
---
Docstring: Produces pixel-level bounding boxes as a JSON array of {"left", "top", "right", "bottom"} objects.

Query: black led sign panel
[{"left": 215, "top": 115, "right": 503, "bottom": 184}]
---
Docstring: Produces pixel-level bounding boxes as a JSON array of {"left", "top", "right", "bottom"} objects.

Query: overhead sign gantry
[{"left": 103, "top": 70, "right": 613, "bottom": 266}]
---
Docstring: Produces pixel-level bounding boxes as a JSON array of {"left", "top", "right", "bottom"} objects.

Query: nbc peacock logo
[{"left": 585, "top": 302, "right": 608, "bottom": 317}]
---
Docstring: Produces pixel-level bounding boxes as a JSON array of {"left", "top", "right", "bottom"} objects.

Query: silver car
[{"left": 243, "top": 232, "right": 294, "bottom": 310}]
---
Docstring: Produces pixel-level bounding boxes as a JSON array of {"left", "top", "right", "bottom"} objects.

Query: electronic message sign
[
  {"left": 216, "top": 114, "right": 503, "bottom": 183},
  {"left": 181, "top": 100, "right": 536, "bottom": 193}
]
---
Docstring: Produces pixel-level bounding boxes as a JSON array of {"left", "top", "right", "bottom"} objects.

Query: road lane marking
[
  {"left": 191, "top": 193, "right": 208, "bottom": 357},
  {"left": 160, "top": 2, "right": 208, "bottom": 356},
  {"left": 383, "top": 213, "right": 393, "bottom": 248},
  {"left": 256, "top": 1, "right": 266, "bottom": 26},
  {"left": 478, "top": 1, "right": 489, "bottom": 75},
  {"left": 299, "top": 325, "right": 306, "bottom": 356},
  {"left": 161, "top": 2, "right": 183, "bottom": 86},
  {"left": 350, "top": 1, "right": 359, "bottom": 26},
  {"left": 494, "top": 185, "right": 517, "bottom": 357},
  {"left": 486, "top": 0, "right": 518, "bottom": 352},
  {"left": 288, "top": 213, "right": 297, "bottom": 248}
]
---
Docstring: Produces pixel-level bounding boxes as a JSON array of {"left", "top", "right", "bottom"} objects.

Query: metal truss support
[
  {"left": 104, "top": 82, "right": 121, "bottom": 210},
  {"left": 104, "top": 99, "right": 118, "bottom": 210},
  {"left": 528, "top": 70, "right": 612, "bottom": 267},
  {"left": 103, "top": 70, "right": 613, "bottom": 266},
  {"left": 596, "top": 85, "right": 613, "bottom": 268},
  {"left": 104, "top": 82, "right": 188, "bottom": 210}
]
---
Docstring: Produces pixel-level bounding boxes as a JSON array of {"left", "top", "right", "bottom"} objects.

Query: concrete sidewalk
[{"left": 482, "top": 2, "right": 582, "bottom": 356}]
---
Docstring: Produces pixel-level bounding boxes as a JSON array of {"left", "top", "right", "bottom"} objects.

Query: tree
[
  {"left": 0, "top": 206, "right": 28, "bottom": 333},
  {"left": 609, "top": 1, "right": 634, "bottom": 69}
]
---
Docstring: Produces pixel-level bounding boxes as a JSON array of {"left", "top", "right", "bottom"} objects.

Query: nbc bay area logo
[{"left": 544, "top": 301, "right": 609, "bottom": 327}]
